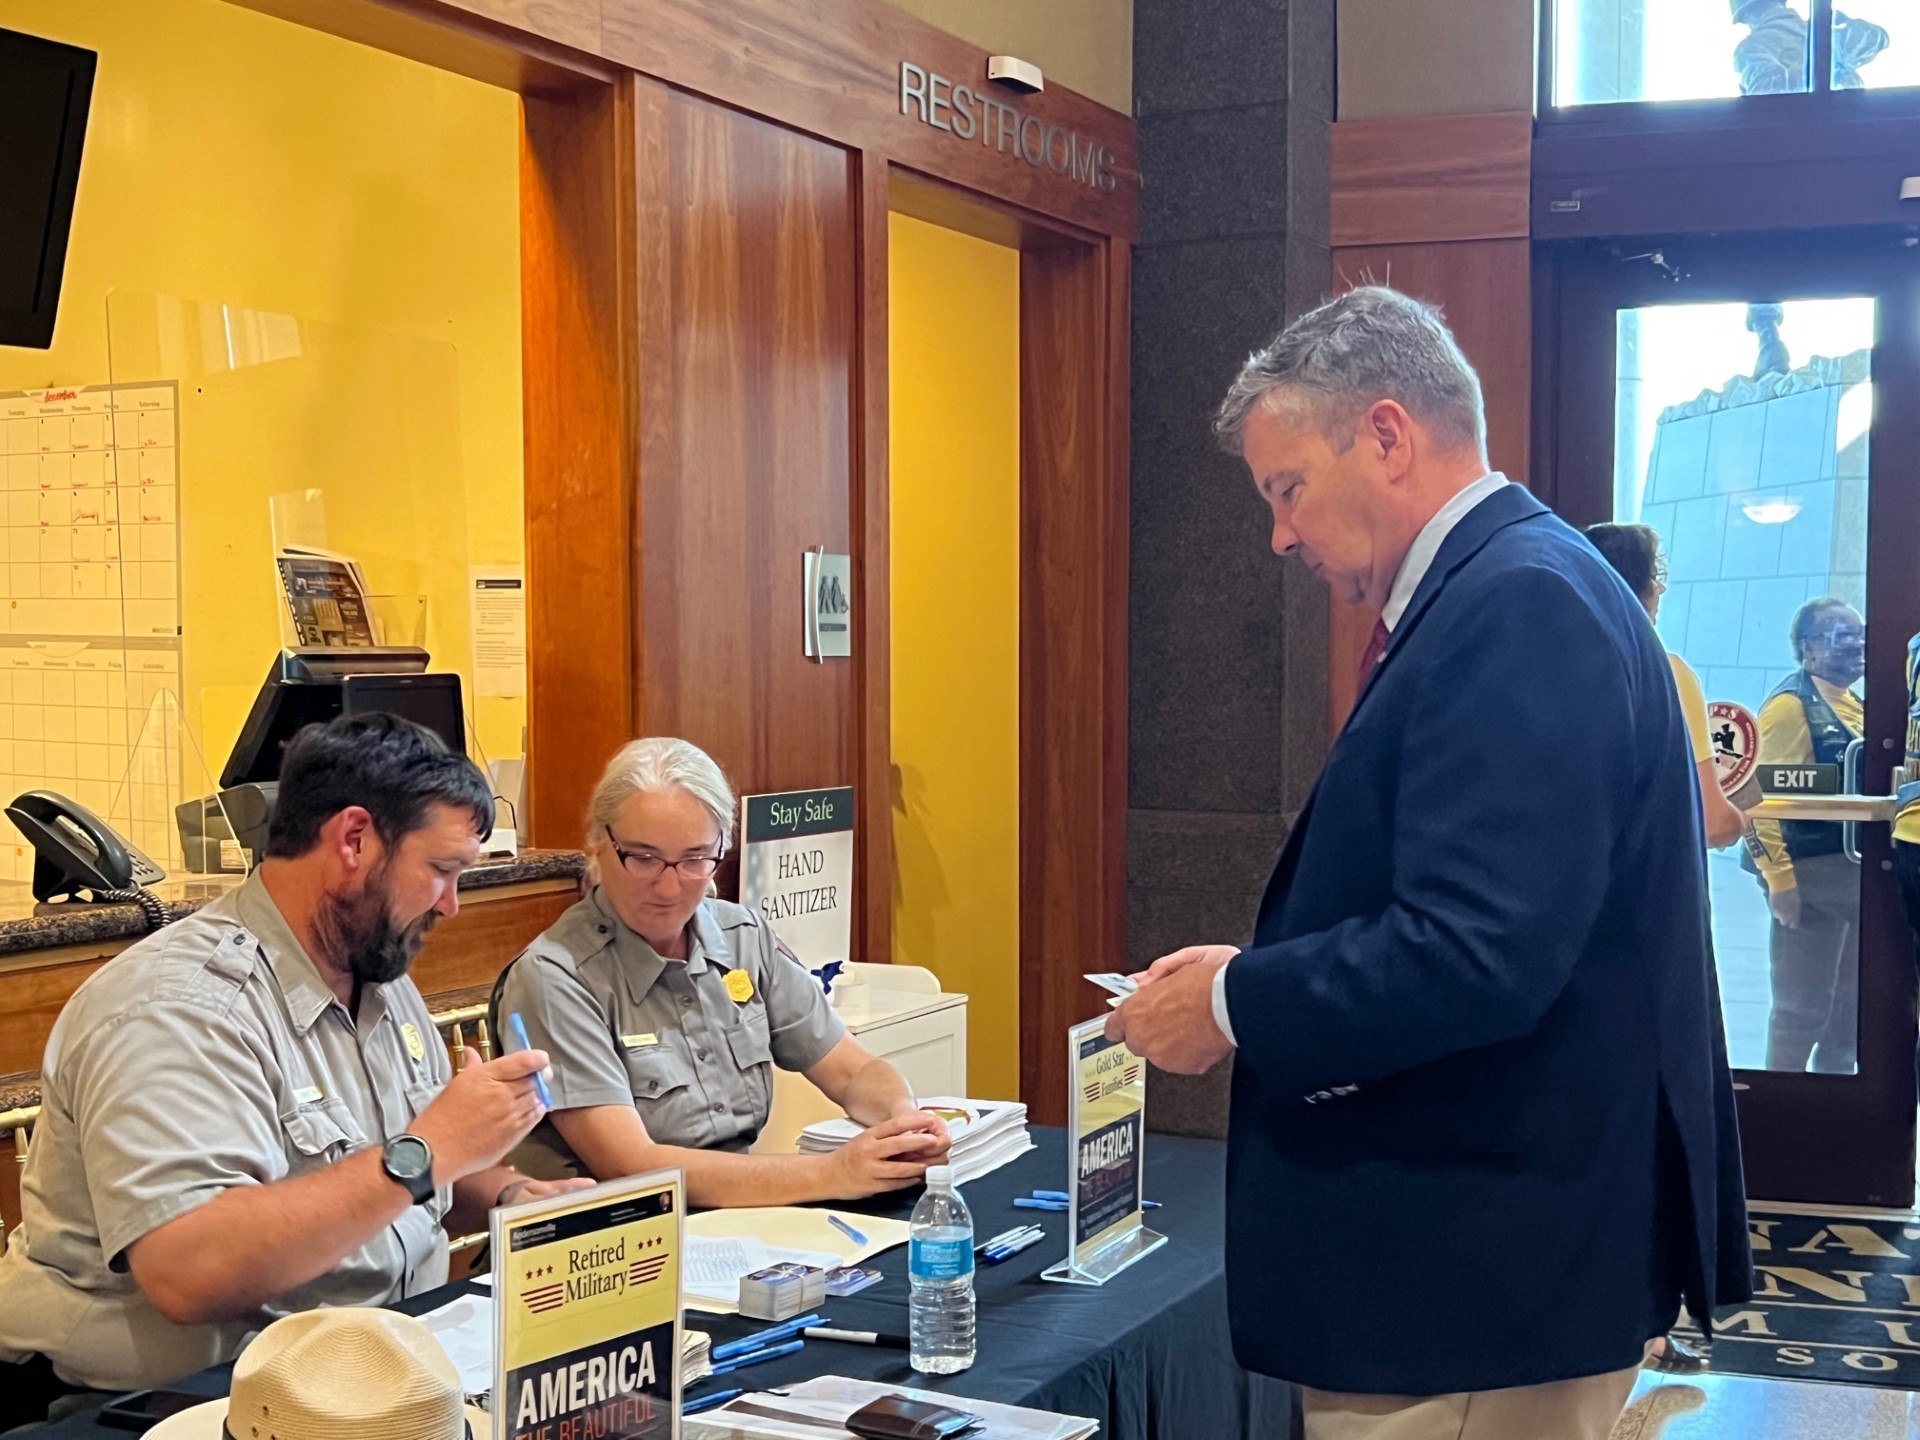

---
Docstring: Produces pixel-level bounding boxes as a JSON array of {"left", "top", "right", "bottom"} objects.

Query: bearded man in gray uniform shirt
[{"left": 0, "top": 715, "right": 583, "bottom": 1424}]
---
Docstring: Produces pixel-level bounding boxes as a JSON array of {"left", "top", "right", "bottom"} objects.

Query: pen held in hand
[{"left": 504, "top": 1013, "right": 553, "bottom": 1110}]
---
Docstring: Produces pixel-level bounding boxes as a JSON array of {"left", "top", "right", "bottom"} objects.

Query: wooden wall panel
[
  {"left": 633, "top": 83, "right": 860, "bottom": 833},
  {"left": 854, "top": 158, "right": 894, "bottom": 969},
  {"left": 524, "top": 83, "right": 634, "bottom": 847},
  {"left": 601, "top": 0, "right": 1136, "bottom": 238},
  {"left": 1019, "top": 237, "right": 1126, "bottom": 1123},
  {"left": 1331, "top": 112, "right": 1531, "bottom": 248},
  {"left": 1324, "top": 238, "right": 1533, "bottom": 732}
]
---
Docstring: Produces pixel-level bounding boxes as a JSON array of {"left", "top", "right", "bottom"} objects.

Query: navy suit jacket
[{"left": 1223, "top": 484, "right": 1752, "bottom": 1395}]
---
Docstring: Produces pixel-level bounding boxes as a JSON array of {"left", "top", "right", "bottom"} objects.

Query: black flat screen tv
[{"left": 0, "top": 28, "right": 96, "bottom": 350}]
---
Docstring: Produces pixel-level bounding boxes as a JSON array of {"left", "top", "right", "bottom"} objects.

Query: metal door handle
[
  {"left": 1843, "top": 738, "right": 1865, "bottom": 864},
  {"left": 1749, "top": 794, "right": 1896, "bottom": 823}
]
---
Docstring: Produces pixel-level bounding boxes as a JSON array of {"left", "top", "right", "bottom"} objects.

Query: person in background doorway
[
  {"left": 1586, "top": 523, "right": 1747, "bottom": 851},
  {"left": 1747, "top": 598, "right": 1865, "bottom": 1073},
  {"left": 493, "top": 737, "right": 950, "bottom": 1207}
]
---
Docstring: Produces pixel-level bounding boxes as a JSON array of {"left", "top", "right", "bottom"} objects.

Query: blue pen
[
  {"left": 827, "top": 1213, "right": 867, "bottom": 1246},
  {"left": 1014, "top": 1197, "right": 1068, "bottom": 1211},
  {"left": 1142, "top": 1200, "right": 1162, "bottom": 1210},
  {"left": 983, "top": 1230, "right": 1045, "bottom": 1264},
  {"left": 504, "top": 1013, "right": 552, "bottom": 1109},
  {"left": 709, "top": 1312, "right": 823, "bottom": 1362},
  {"left": 683, "top": 1388, "right": 744, "bottom": 1416},
  {"left": 1031, "top": 1190, "right": 1070, "bottom": 1203},
  {"left": 709, "top": 1338, "right": 805, "bottom": 1375}
]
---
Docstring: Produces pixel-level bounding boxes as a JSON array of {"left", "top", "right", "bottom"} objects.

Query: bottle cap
[{"left": 925, "top": 1165, "right": 953, "bottom": 1189}]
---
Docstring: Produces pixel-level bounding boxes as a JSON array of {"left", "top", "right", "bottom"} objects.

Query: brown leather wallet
[{"left": 843, "top": 1395, "right": 985, "bottom": 1439}]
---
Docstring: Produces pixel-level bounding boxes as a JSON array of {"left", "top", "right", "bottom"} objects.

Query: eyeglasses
[{"left": 604, "top": 826, "right": 725, "bottom": 881}]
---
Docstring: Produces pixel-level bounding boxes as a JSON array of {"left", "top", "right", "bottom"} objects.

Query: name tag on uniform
[
  {"left": 401, "top": 1022, "right": 427, "bottom": 1062},
  {"left": 294, "top": 1084, "right": 325, "bottom": 1105},
  {"left": 724, "top": 968, "right": 756, "bottom": 1003},
  {"left": 622, "top": 1033, "right": 661, "bottom": 1050}
]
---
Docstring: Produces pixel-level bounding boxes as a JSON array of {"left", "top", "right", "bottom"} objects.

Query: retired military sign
[{"left": 491, "top": 1171, "right": 682, "bottom": 1440}]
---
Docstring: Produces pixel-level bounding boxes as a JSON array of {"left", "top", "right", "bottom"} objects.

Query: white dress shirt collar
[{"left": 1380, "top": 472, "right": 1512, "bottom": 632}]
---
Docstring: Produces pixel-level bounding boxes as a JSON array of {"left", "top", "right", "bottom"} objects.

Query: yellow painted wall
[
  {"left": 884, "top": 0, "right": 1133, "bottom": 112},
  {"left": 888, "top": 213, "right": 1021, "bottom": 1099},
  {"left": 0, "top": 0, "right": 524, "bottom": 795}
]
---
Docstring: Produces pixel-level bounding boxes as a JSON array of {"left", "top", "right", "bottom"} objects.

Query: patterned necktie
[{"left": 1357, "top": 617, "right": 1391, "bottom": 687}]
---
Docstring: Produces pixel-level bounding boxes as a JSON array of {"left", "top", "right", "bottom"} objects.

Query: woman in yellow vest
[
  {"left": 1584, "top": 524, "right": 1745, "bottom": 847},
  {"left": 1747, "top": 598, "right": 1865, "bottom": 1073}
]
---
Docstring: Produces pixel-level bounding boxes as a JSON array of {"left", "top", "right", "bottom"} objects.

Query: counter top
[{"left": 0, "top": 848, "right": 585, "bottom": 959}]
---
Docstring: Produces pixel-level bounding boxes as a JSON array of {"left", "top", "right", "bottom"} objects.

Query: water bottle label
[{"left": 910, "top": 1236, "right": 974, "bottom": 1280}]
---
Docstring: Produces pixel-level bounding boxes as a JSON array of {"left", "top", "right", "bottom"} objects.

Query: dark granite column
[{"left": 1129, "top": 0, "right": 1334, "bottom": 1137}]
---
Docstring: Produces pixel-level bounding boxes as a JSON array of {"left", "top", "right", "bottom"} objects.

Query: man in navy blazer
[{"left": 1110, "top": 288, "right": 1750, "bottom": 1439}]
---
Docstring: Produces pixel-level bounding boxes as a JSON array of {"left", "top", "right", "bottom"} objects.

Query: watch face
[{"left": 387, "top": 1135, "right": 431, "bottom": 1181}]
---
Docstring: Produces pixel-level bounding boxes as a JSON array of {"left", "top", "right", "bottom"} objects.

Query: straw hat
[{"left": 149, "top": 1308, "right": 485, "bottom": 1440}]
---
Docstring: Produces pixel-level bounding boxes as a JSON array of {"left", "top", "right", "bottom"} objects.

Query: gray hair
[
  {"left": 585, "top": 737, "right": 736, "bottom": 877},
  {"left": 1213, "top": 287, "right": 1487, "bottom": 458}
]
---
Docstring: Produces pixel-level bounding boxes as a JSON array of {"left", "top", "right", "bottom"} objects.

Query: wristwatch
[{"left": 382, "top": 1134, "right": 436, "bottom": 1206}]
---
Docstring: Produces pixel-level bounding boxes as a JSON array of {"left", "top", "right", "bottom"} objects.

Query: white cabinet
[{"left": 751, "top": 963, "right": 968, "bottom": 1154}]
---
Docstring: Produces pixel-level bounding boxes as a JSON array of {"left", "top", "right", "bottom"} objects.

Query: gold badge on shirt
[
  {"left": 723, "top": 968, "right": 756, "bottom": 1003},
  {"left": 401, "top": 1021, "right": 427, "bottom": 1061}
]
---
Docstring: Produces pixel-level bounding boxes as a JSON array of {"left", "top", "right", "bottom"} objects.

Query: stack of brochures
[
  {"left": 683, "top": 1376, "right": 1096, "bottom": 1440},
  {"left": 796, "top": 1097, "right": 1034, "bottom": 1188},
  {"left": 683, "top": 1329, "right": 713, "bottom": 1386}
]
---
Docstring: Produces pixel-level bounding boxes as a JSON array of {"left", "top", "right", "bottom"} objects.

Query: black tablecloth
[{"left": 38, "top": 1130, "right": 1298, "bottom": 1440}]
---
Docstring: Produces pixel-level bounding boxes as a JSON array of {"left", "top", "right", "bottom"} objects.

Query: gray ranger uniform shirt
[
  {"left": 497, "top": 890, "right": 844, "bottom": 1176},
  {"left": 0, "top": 871, "right": 453, "bottom": 1391}
]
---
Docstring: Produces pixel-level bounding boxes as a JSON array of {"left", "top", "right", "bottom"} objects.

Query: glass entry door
[{"left": 1545, "top": 231, "right": 1920, "bottom": 1206}]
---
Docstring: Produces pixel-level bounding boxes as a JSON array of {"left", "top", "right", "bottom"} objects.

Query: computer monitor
[
  {"left": 341, "top": 673, "right": 466, "bottom": 757},
  {"left": 219, "top": 648, "right": 433, "bottom": 788},
  {"left": 0, "top": 28, "right": 96, "bottom": 349}
]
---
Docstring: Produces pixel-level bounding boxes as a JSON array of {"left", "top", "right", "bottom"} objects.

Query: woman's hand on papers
[
  {"left": 903, "top": 1106, "right": 953, "bottom": 1158},
  {"left": 827, "top": 1112, "right": 951, "bottom": 1197}
]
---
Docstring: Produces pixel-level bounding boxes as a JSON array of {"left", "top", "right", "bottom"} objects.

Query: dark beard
[{"left": 314, "top": 866, "right": 438, "bottom": 988}]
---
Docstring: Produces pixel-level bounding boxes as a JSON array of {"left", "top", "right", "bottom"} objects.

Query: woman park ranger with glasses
[{"left": 492, "top": 738, "right": 950, "bottom": 1206}]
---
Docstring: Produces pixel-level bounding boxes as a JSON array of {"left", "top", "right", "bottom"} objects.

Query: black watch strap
[{"left": 382, "top": 1135, "right": 436, "bottom": 1206}]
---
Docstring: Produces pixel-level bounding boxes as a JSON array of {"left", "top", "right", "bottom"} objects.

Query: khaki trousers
[{"left": 1301, "top": 1364, "right": 1640, "bottom": 1440}]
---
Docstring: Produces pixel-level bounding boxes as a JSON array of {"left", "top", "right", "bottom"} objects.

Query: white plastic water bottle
[{"left": 907, "top": 1165, "right": 976, "bottom": 1374}]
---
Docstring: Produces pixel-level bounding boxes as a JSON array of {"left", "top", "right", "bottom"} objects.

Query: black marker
[{"left": 801, "top": 1327, "right": 910, "bottom": 1349}]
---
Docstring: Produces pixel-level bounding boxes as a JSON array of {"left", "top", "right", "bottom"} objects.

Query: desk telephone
[{"left": 5, "top": 790, "right": 165, "bottom": 902}]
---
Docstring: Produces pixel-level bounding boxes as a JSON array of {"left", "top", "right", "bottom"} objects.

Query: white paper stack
[
  {"left": 683, "top": 1375, "right": 1096, "bottom": 1440},
  {"left": 796, "top": 1097, "right": 1034, "bottom": 1189}
]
